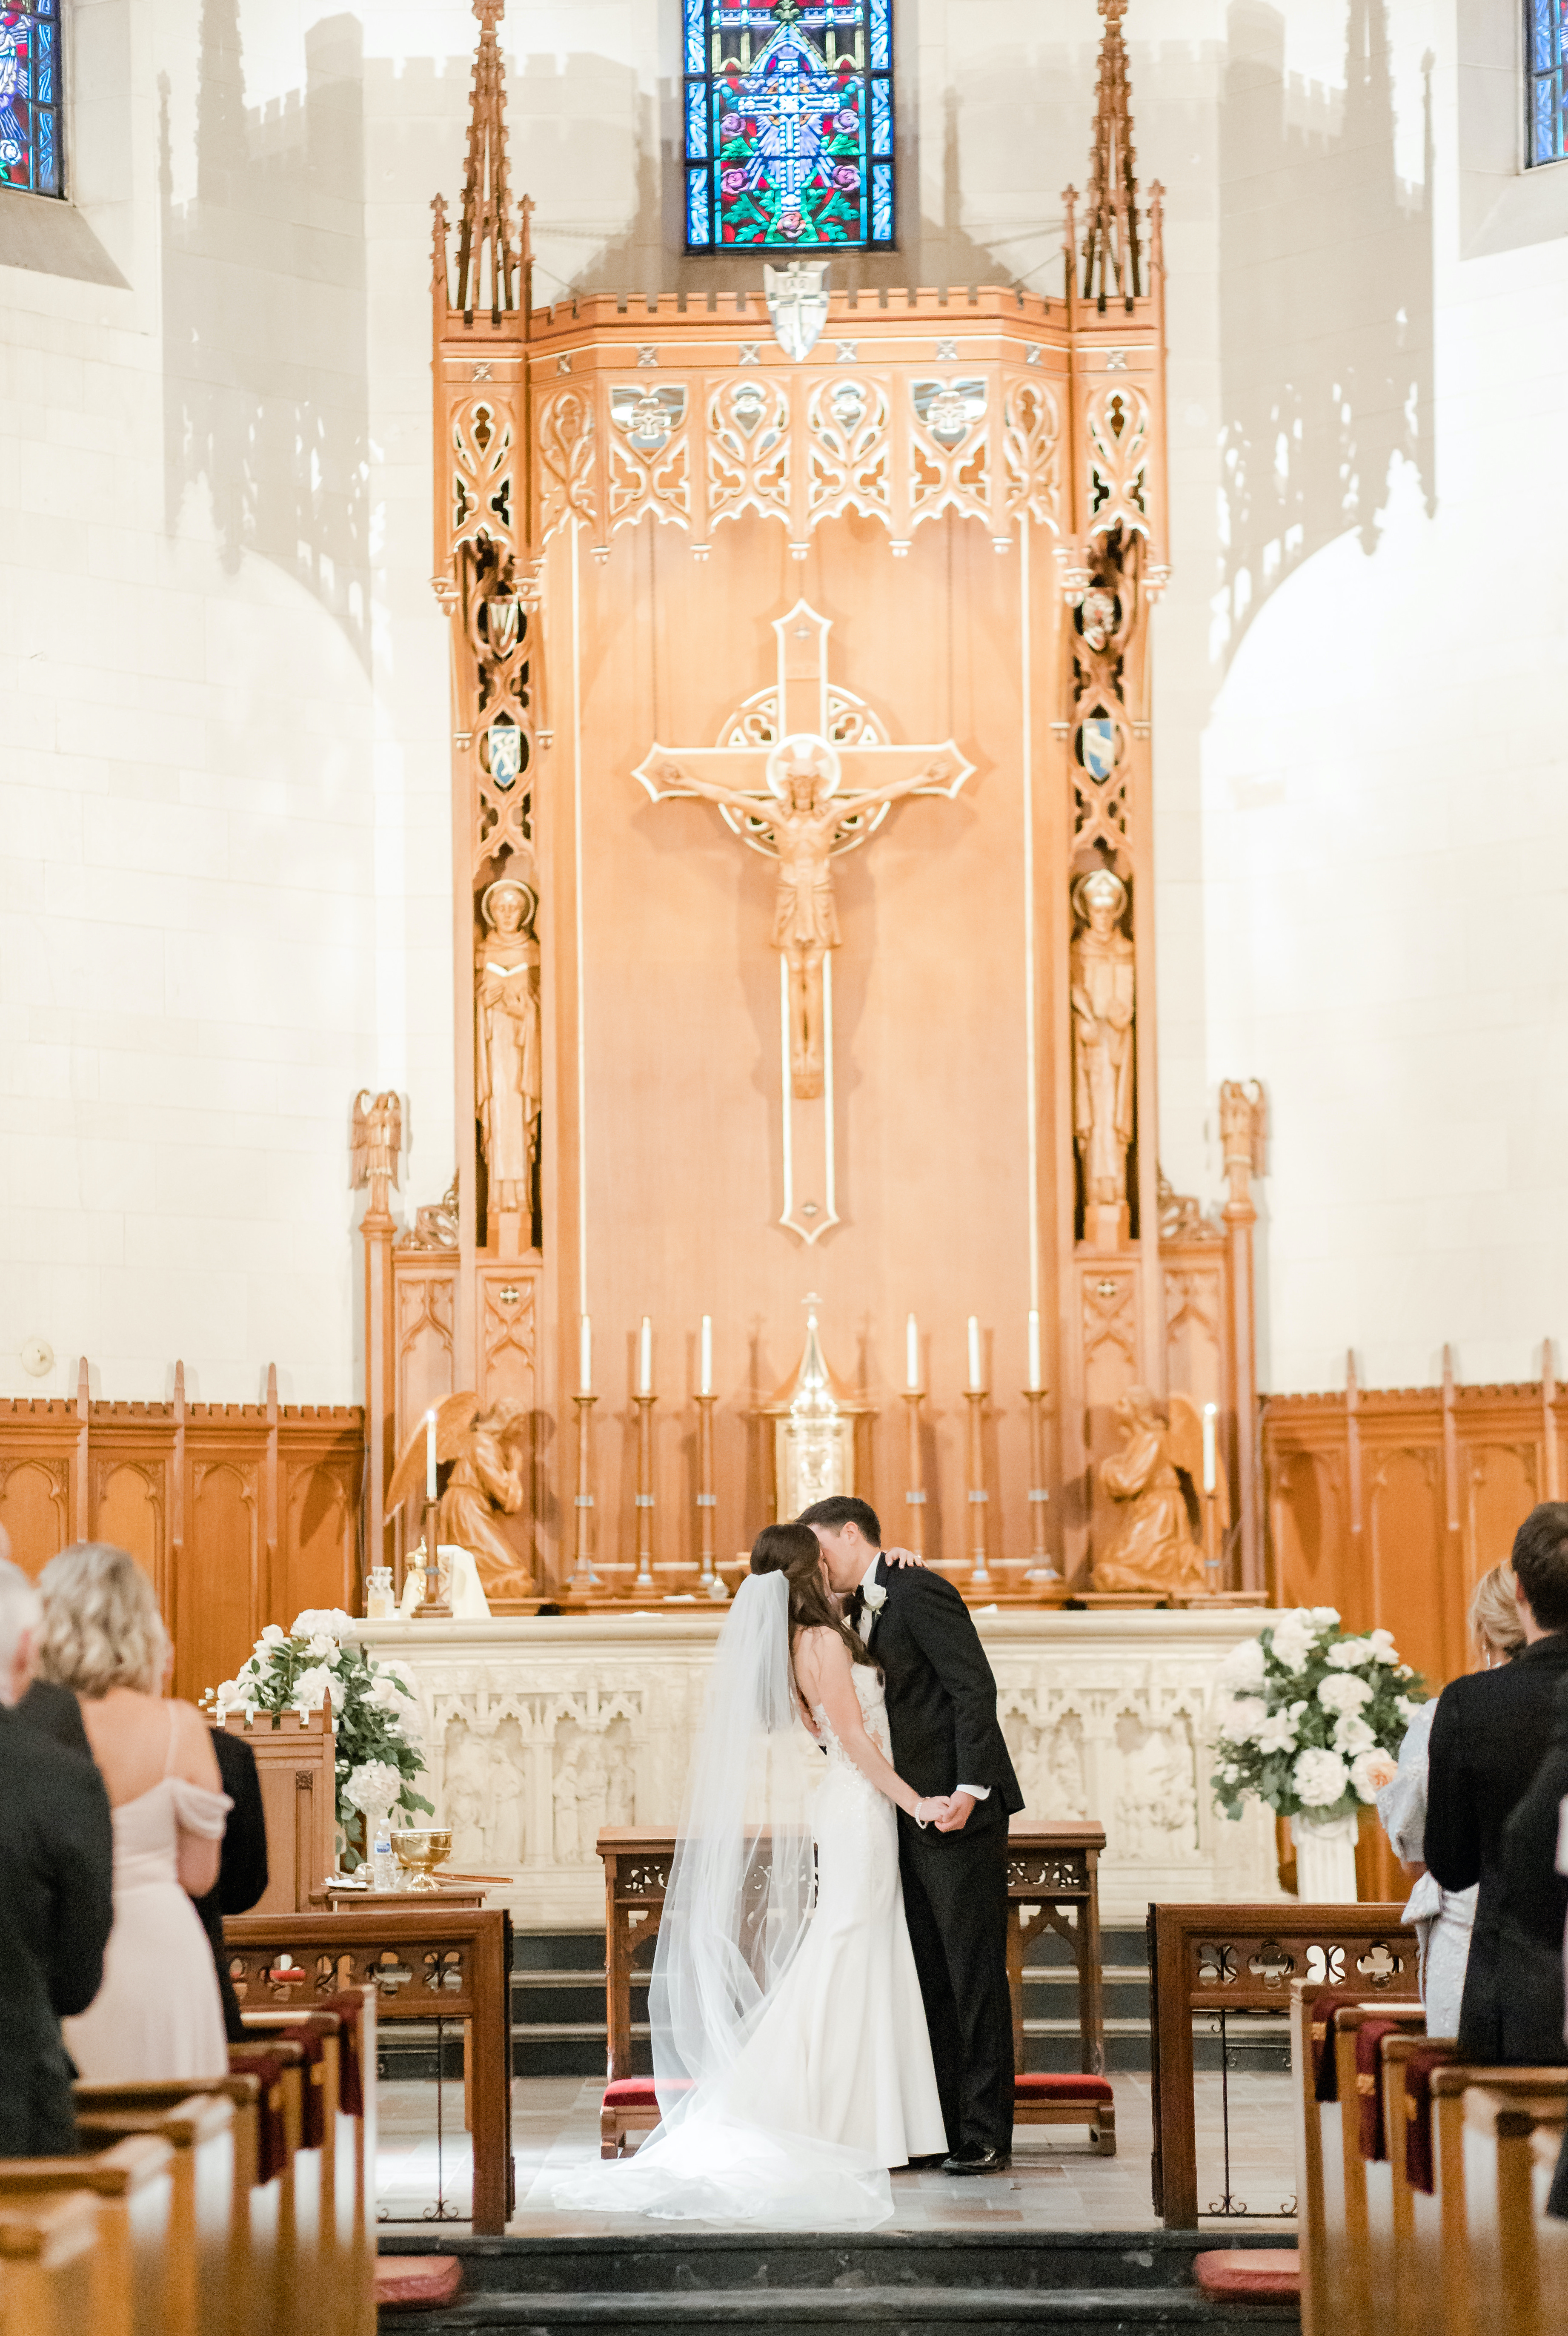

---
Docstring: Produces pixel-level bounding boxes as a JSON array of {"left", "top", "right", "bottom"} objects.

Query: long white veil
[
  {"left": 649, "top": 1567, "right": 815, "bottom": 2119},
  {"left": 532, "top": 1568, "right": 894, "bottom": 2226}
]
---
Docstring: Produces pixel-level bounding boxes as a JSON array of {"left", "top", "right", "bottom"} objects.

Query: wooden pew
[
  {"left": 241, "top": 2006, "right": 351, "bottom": 2336},
  {"left": 74, "top": 2092, "right": 236, "bottom": 2336},
  {"left": 1431, "top": 2067, "right": 1568, "bottom": 2336},
  {"left": 231, "top": 2036, "right": 307, "bottom": 2336},
  {"left": 1380, "top": 2029, "right": 1454, "bottom": 2336},
  {"left": 1331, "top": 2001, "right": 1428, "bottom": 2336},
  {"left": 0, "top": 2193, "right": 98, "bottom": 2336},
  {"left": 1287, "top": 1980, "right": 1418, "bottom": 2336},
  {"left": 1457, "top": 2078, "right": 1568, "bottom": 2336},
  {"left": 1530, "top": 2123, "right": 1568, "bottom": 2331},
  {"left": 0, "top": 2136, "right": 173, "bottom": 2336},
  {"left": 74, "top": 2078, "right": 262, "bottom": 2336}
]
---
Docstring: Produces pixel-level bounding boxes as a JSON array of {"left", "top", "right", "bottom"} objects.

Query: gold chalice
[{"left": 390, "top": 1827, "right": 453, "bottom": 1892}]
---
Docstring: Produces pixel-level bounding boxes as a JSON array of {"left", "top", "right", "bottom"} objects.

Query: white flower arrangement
[
  {"left": 205, "top": 1610, "right": 432, "bottom": 1867},
  {"left": 1212, "top": 1610, "right": 1424, "bottom": 1826}
]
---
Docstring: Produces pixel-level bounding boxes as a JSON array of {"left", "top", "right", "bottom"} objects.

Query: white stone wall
[{"left": 2, "top": 0, "right": 1562, "bottom": 1402}]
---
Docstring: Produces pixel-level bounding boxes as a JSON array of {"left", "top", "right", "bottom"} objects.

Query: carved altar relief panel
[
  {"left": 479, "top": 1268, "right": 537, "bottom": 1415},
  {"left": 0, "top": 1457, "right": 70, "bottom": 1575},
  {"left": 443, "top": 1716, "right": 531, "bottom": 1870},
  {"left": 1112, "top": 1709, "right": 1199, "bottom": 1864},
  {"left": 1079, "top": 1264, "right": 1141, "bottom": 1559}
]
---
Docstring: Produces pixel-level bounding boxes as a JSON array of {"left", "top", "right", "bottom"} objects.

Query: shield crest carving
[
  {"left": 1079, "top": 717, "right": 1117, "bottom": 782},
  {"left": 486, "top": 723, "right": 524, "bottom": 790},
  {"left": 764, "top": 261, "right": 831, "bottom": 363}
]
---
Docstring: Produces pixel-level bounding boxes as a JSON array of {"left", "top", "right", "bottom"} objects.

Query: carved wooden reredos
[{"left": 361, "top": 0, "right": 1267, "bottom": 1604}]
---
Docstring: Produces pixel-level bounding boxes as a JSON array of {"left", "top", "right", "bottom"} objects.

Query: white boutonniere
[{"left": 860, "top": 1581, "right": 887, "bottom": 1633}]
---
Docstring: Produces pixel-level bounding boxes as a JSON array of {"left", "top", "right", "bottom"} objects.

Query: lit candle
[
  {"left": 1202, "top": 1402, "right": 1218, "bottom": 1494},
  {"left": 906, "top": 1313, "right": 921, "bottom": 1392},
  {"left": 638, "top": 1315, "right": 653, "bottom": 1396},
  {"left": 967, "top": 1316, "right": 983, "bottom": 1393},
  {"left": 1027, "top": 1309, "right": 1042, "bottom": 1394},
  {"left": 699, "top": 1315, "right": 713, "bottom": 1397},
  {"left": 579, "top": 1313, "right": 592, "bottom": 1396},
  {"left": 425, "top": 1408, "right": 437, "bottom": 1500}
]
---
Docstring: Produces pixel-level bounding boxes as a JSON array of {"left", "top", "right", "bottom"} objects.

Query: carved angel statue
[
  {"left": 475, "top": 876, "right": 541, "bottom": 1220},
  {"left": 350, "top": 1091, "right": 403, "bottom": 1218},
  {"left": 1070, "top": 867, "right": 1136, "bottom": 1214},
  {"left": 388, "top": 1390, "right": 535, "bottom": 1600},
  {"left": 1092, "top": 1386, "right": 1207, "bottom": 1597}
]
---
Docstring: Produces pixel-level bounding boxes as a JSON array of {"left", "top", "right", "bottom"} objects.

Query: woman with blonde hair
[
  {"left": 38, "top": 1543, "right": 230, "bottom": 2081},
  {"left": 1376, "top": 1563, "right": 1525, "bottom": 2035}
]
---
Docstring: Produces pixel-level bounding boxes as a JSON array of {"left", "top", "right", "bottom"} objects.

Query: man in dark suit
[
  {"left": 800, "top": 1495, "right": 1024, "bottom": 2174},
  {"left": 1427, "top": 1501, "right": 1568, "bottom": 2060},
  {"left": 1492, "top": 1674, "right": 1568, "bottom": 2067},
  {"left": 0, "top": 1556, "right": 114, "bottom": 2155},
  {"left": 197, "top": 1729, "right": 269, "bottom": 2041}
]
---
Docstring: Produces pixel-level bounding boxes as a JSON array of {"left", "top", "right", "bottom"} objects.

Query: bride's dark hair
[{"left": 749, "top": 1522, "right": 875, "bottom": 1668}]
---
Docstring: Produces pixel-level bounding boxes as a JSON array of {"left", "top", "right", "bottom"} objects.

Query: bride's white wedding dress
[{"left": 538, "top": 1661, "right": 946, "bottom": 2227}]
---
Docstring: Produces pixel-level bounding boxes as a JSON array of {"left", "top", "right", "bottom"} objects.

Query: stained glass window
[
  {"left": 0, "top": 2, "right": 62, "bottom": 198},
  {"left": 1528, "top": 0, "right": 1568, "bottom": 165},
  {"left": 684, "top": 0, "right": 894, "bottom": 252}
]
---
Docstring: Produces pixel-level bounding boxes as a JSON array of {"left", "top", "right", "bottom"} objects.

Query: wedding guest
[
  {"left": 1376, "top": 1565, "right": 1524, "bottom": 2036},
  {"left": 1426, "top": 1504, "right": 1568, "bottom": 2058},
  {"left": 196, "top": 1728, "right": 269, "bottom": 2042},
  {"left": 0, "top": 1524, "right": 91, "bottom": 1759},
  {"left": 1491, "top": 1671, "right": 1568, "bottom": 2066},
  {"left": 0, "top": 1556, "right": 114, "bottom": 2155},
  {"left": 36, "top": 1544, "right": 232, "bottom": 2082}
]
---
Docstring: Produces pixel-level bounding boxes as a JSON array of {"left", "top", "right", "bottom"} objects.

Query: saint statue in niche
[
  {"left": 665, "top": 734, "right": 941, "bottom": 1099},
  {"left": 1070, "top": 866, "right": 1136, "bottom": 1224},
  {"left": 1093, "top": 1387, "right": 1207, "bottom": 1597},
  {"left": 475, "top": 875, "right": 540, "bottom": 1227}
]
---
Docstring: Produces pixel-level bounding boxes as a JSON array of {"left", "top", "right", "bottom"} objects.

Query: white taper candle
[
  {"left": 638, "top": 1315, "right": 653, "bottom": 1396},
  {"left": 425, "top": 1408, "right": 437, "bottom": 1499},
  {"left": 1202, "top": 1401, "right": 1218, "bottom": 1494},
  {"left": 1027, "top": 1309, "right": 1042, "bottom": 1393},
  {"left": 906, "top": 1312, "right": 920, "bottom": 1392},
  {"left": 579, "top": 1314, "right": 592, "bottom": 1395},
  {"left": 967, "top": 1316, "right": 983, "bottom": 1392},
  {"left": 700, "top": 1315, "right": 713, "bottom": 1397}
]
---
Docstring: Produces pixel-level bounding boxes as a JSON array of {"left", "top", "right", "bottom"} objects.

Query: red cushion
[
  {"left": 603, "top": 2078, "right": 693, "bottom": 2108},
  {"left": 1192, "top": 2249, "right": 1301, "bottom": 2300},
  {"left": 375, "top": 2256, "right": 464, "bottom": 2308},
  {"left": 1014, "top": 2073, "right": 1115, "bottom": 2103}
]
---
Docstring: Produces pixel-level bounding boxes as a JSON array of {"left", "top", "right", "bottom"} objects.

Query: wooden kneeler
[
  {"left": 0, "top": 2135, "right": 174, "bottom": 2336},
  {"left": 0, "top": 2194, "right": 99, "bottom": 2336}
]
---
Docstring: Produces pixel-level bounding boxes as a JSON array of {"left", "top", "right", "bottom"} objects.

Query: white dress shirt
[{"left": 859, "top": 1552, "right": 989, "bottom": 1803}]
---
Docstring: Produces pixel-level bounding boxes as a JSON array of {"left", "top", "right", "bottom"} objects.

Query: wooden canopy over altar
[{"left": 358, "top": 0, "right": 1268, "bottom": 1608}]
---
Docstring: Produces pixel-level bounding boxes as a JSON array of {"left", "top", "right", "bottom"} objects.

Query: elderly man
[{"left": 0, "top": 1552, "right": 114, "bottom": 2153}]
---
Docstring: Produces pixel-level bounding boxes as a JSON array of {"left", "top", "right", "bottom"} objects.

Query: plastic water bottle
[{"left": 372, "top": 1823, "right": 397, "bottom": 1892}]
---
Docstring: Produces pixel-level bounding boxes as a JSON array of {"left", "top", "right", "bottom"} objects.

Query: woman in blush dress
[
  {"left": 37, "top": 1544, "right": 231, "bottom": 2083},
  {"left": 1376, "top": 1564, "right": 1525, "bottom": 2037}
]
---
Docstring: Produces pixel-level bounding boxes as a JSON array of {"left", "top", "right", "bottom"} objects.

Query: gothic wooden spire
[
  {"left": 1079, "top": 0, "right": 1142, "bottom": 310},
  {"left": 452, "top": 0, "right": 528, "bottom": 324}
]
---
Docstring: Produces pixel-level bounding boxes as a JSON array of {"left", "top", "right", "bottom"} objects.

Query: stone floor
[{"left": 375, "top": 2072, "right": 1299, "bottom": 2237}]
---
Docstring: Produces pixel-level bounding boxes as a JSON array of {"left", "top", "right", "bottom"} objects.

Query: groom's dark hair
[{"left": 797, "top": 1494, "right": 881, "bottom": 1546}]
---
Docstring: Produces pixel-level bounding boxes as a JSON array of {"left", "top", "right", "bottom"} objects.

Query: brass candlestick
[
  {"left": 414, "top": 1530, "right": 452, "bottom": 1619},
  {"left": 695, "top": 1392, "right": 718, "bottom": 1591},
  {"left": 569, "top": 1393, "right": 599, "bottom": 1593},
  {"left": 901, "top": 1388, "right": 926, "bottom": 1556},
  {"left": 1023, "top": 1387, "right": 1060, "bottom": 1583},
  {"left": 633, "top": 1391, "right": 657, "bottom": 1591},
  {"left": 964, "top": 1389, "right": 993, "bottom": 1588}
]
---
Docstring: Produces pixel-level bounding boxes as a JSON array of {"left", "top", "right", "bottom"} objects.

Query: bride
[{"left": 535, "top": 1522, "right": 948, "bottom": 2227}]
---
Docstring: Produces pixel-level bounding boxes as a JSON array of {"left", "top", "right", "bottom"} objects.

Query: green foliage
[{"left": 1209, "top": 1609, "right": 1427, "bottom": 1826}]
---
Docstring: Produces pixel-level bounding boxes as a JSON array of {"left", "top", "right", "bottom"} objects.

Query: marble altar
[{"left": 358, "top": 1608, "right": 1285, "bottom": 1930}]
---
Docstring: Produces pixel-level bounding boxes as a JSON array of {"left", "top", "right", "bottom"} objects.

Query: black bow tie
[{"left": 847, "top": 1588, "right": 865, "bottom": 1628}]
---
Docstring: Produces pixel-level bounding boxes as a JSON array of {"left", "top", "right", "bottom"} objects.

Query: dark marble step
[{"left": 381, "top": 2285, "right": 1296, "bottom": 2335}]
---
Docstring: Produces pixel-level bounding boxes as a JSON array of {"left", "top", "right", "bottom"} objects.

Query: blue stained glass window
[
  {"left": 683, "top": 0, "right": 895, "bottom": 252},
  {"left": 0, "top": 2, "right": 64, "bottom": 198},
  {"left": 1528, "top": 0, "right": 1568, "bottom": 163}
]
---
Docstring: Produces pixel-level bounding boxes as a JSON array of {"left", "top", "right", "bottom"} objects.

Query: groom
[{"left": 800, "top": 1494, "right": 1023, "bottom": 2173}]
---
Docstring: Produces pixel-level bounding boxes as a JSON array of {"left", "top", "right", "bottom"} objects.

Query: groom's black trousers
[{"left": 897, "top": 1813, "right": 1013, "bottom": 2155}]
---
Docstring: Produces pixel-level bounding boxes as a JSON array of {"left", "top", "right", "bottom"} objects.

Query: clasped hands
[{"left": 916, "top": 1789, "right": 976, "bottom": 1834}]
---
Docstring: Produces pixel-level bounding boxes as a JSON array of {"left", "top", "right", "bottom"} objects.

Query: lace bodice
[{"left": 812, "top": 1662, "right": 893, "bottom": 1773}]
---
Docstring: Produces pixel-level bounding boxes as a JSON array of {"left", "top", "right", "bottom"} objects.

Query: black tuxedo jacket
[
  {"left": 196, "top": 1729, "right": 270, "bottom": 2042},
  {"left": 0, "top": 1702, "right": 114, "bottom": 2154},
  {"left": 1427, "top": 1629, "right": 1568, "bottom": 2058},
  {"left": 860, "top": 1556, "right": 1022, "bottom": 1828}
]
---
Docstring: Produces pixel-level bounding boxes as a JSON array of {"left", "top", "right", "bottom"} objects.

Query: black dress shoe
[
  {"left": 904, "top": 2153, "right": 947, "bottom": 2170},
  {"left": 942, "top": 2145, "right": 1011, "bottom": 2175}
]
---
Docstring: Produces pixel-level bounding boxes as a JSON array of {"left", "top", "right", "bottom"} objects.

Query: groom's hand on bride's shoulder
[
  {"left": 882, "top": 1546, "right": 924, "bottom": 1568},
  {"left": 934, "top": 1791, "right": 976, "bottom": 1833}
]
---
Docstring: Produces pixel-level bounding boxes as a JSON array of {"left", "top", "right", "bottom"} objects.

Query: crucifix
[{"left": 634, "top": 597, "right": 973, "bottom": 1242}]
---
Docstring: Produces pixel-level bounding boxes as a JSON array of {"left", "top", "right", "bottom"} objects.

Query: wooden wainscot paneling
[
  {"left": 0, "top": 1364, "right": 363, "bottom": 1703},
  {"left": 1262, "top": 1344, "right": 1568, "bottom": 1695}
]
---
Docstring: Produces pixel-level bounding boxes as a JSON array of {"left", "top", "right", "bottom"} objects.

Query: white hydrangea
[
  {"left": 1256, "top": 1709, "right": 1302, "bottom": 1755},
  {"left": 1308, "top": 1606, "right": 1342, "bottom": 1628},
  {"left": 1325, "top": 1637, "right": 1374, "bottom": 1670},
  {"left": 1216, "top": 1637, "right": 1268, "bottom": 1693},
  {"left": 1219, "top": 1695, "right": 1268, "bottom": 1743},
  {"left": 1332, "top": 1714, "right": 1376, "bottom": 1756},
  {"left": 1219, "top": 1763, "right": 1241, "bottom": 1784},
  {"left": 344, "top": 1760, "right": 403, "bottom": 1817},
  {"left": 1318, "top": 1673, "right": 1374, "bottom": 1717},
  {"left": 290, "top": 1663, "right": 343, "bottom": 1714},
  {"left": 1395, "top": 1694, "right": 1422, "bottom": 1723},
  {"left": 1351, "top": 1747, "right": 1400, "bottom": 1803},
  {"left": 1267, "top": 1619, "right": 1316, "bottom": 1674},
  {"left": 260, "top": 1623, "right": 288, "bottom": 1648},
  {"left": 291, "top": 1608, "right": 359, "bottom": 1645},
  {"left": 1366, "top": 1628, "right": 1398, "bottom": 1662},
  {"left": 1293, "top": 1746, "right": 1350, "bottom": 1808}
]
